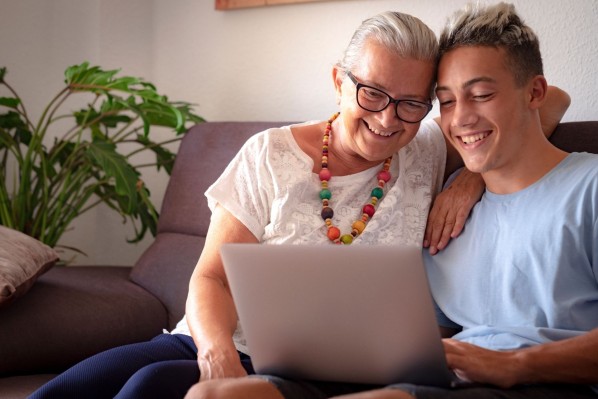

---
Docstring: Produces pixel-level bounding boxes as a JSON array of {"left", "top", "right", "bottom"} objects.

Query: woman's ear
[
  {"left": 332, "top": 66, "right": 345, "bottom": 105},
  {"left": 528, "top": 75, "right": 548, "bottom": 110}
]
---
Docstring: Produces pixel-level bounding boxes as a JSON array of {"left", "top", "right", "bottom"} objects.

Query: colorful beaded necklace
[{"left": 319, "top": 112, "right": 392, "bottom": 244}]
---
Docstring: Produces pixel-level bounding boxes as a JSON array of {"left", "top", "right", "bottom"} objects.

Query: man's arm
[{"left": 443, "top": 328, "right": 598, "bottom": 388}]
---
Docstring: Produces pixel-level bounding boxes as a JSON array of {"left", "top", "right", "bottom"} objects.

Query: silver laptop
[{"left": 220, "top": 243, "right": 455, "bottom": 387}]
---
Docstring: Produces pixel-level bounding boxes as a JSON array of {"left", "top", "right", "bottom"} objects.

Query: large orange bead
[{"left": 327, "top": 226, "right": 341, "bottom": 241}]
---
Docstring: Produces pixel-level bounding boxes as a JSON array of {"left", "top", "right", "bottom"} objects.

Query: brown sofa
[{"left": 0, "top": 120, "right": 596, "bottom": 399}]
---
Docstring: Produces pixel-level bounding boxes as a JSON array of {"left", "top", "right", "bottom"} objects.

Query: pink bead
[
  {"left": 377, "top": 170, "right": 391, "bottom": 182},
  {"left": 319, "top": 169, "right": 331, "bottom": 181}
]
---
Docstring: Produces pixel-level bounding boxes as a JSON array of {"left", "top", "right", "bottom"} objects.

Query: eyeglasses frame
[{"left": 346, "top": 71, "right": 433, "bottom": 124}]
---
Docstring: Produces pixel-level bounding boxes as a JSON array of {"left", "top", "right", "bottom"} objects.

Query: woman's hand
[{"left": 424, "top": 168, "right": 484, "bottom": 255}]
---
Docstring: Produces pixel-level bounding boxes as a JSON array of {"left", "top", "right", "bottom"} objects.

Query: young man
[{"left": 341, "top": 2, "right": 598, "bottom": 399}]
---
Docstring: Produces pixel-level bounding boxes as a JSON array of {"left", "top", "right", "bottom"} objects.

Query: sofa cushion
[
  {"left": 0, "top": 374, "right": 57, "bottom": 399},
  {"left": 0, "top": 226, "right": 59, "bottom": 308},
  {"left": 0, "top": 266, "right": 167, "bottom": 375}
]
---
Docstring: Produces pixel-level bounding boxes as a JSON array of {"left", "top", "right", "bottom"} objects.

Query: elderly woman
[{"left": 31, "top": 10, "right": 568, "bottom": 399}]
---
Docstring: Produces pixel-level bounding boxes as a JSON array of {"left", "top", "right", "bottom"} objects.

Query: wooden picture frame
[{"left": 216, "top": 0, "right": 333, "bottom": 10}]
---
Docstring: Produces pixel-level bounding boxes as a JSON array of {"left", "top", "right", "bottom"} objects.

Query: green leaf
[
  {"left": 64, "top": 62, "right": 88, "bottom": 83},
  {"left": 49, "top": 140, "right": 77, "bottom": 166},
  {"left": 100, "top": 114, "right": 133, "bottom": 128},
  {"left": 126, "top": 99, "right": 186, "bottom": 135},
  {"left": 87, "top": 138, "right": 140, "bottom": 213},
  {"left": 0, "top": 111, "right": 26, "bottom": 129},
  {"left": 74, "top": 107, "right": 99, "bottom": 127},
  {"left": 103, "top": 76, "right": 141, "bottom": 91},
  {"left": 65, "top": 62, "right": 120, "bottom": 87},
  {"left": 74, "top": 104, "right": 132, "bottom": 130},
  {"left": 0, "top": 111, "right": 30, "bottom": 146},
  {"left": 0, "top": 67, "right": 6, "bottom": 82},
  {"left": 0, "top": 128, "right": 15, "bottom": 148},
  {"left": 135, "top": 134, "right": 176, "bottom": 173},
  {"left": 132, "top": 182, "right": 159, "bottom": 242},
  {"left": 0, "top": 97, "right": 20, "bottom": 109}
]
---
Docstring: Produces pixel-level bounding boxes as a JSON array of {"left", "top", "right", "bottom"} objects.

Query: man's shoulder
[
  {"left": 568, "top": 151, "right": 598, "bottom": 162},
  {"left": 563, "top": 152, "right": 598, "bottom": 177}
]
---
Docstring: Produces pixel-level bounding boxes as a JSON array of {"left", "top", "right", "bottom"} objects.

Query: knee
[
  {"left": 184, "top": 380, "right": 230, "bottom": 399},
  {"left": 117, "top": 361, "right": 198, "bottom": 399},
  {"left": 184, "top": 378, "right": 283, "bottom": 399}
]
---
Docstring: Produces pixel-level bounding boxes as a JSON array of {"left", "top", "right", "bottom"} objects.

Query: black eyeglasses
[{"left": 347, "top": 71, "right": 432, "bottom": 124}]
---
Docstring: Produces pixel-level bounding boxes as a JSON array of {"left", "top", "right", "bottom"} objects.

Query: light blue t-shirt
[{"left": 425, "top": 153, "right": 598, "bottom": 351}]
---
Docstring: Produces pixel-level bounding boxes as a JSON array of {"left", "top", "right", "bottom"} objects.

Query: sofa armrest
[{"left": 130, "top": 232, "right": 204, "bottom": 329}]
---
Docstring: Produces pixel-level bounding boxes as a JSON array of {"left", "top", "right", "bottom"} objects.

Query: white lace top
[{"left": 171, "top": 119, "right": 447, "bottom": 353}]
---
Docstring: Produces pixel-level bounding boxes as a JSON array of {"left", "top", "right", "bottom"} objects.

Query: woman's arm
[
  {"left": 423, "top": 120, "right": 485, "bottom": 255},
  {"left": 540, "top": 86, "right": 571, "bottom": 138},
  {"left": 186, "top": 204, "right": 258, "bottom": 381}
]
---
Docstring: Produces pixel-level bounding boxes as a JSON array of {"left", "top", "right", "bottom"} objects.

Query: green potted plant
[{"left": 0, "top": 62, "right": 204, "bottom": 254}]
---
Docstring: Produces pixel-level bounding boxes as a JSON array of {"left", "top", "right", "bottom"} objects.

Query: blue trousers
[{"left": 29, "top": 334, "right": 255, "bottom": 399}]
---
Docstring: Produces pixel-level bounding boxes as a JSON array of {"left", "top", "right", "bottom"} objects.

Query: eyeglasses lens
[{"left": 356, "top": 86, "right": 430, "bottom": 123}]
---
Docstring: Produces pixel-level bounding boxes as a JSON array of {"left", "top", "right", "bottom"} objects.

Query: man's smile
[{"left": 457, "top": 130, "right": 491, "bottom": 145}]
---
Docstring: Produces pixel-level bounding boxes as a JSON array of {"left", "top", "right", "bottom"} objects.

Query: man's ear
[
  {"left": 332, "top": 66, "right": 345, "bottom": 105},
  {"left": 529, "top": 75, "right": 548, "bottom": 110}
]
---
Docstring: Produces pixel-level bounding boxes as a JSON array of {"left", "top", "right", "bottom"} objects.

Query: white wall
[{"left": 1, "top": 0, "right": 597, "bottom": 265}]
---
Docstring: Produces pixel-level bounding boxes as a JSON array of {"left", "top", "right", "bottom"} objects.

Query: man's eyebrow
[{"left": 436, "top": 77, "right": 497, "bottom": 92}]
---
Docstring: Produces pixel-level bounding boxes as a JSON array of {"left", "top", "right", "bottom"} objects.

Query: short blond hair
[{"left": 439, "top": 2, "right": 543, "bottom": 87}]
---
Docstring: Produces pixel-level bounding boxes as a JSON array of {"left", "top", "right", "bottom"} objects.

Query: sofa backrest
[
  {"left": 550, "top": 121, "right": 598, "bottom": 154},
  {"left": 131, "top": 121, "right": 294, "bottom": 328},
  {"left": 159, "top": 122, "right": 296, "bottom": 237}
]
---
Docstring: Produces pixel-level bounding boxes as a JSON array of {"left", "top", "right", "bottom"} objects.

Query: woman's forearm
[
  {"left": 184, "top": 204, "right": 260, "bottom": 377},
  {"left": 186, "top": 271, "right": 239, "bottom": 354}
]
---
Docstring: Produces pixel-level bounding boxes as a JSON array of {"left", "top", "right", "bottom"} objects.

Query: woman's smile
[{"left": 362, "top": 119, "right": 399, "bottom": 138}]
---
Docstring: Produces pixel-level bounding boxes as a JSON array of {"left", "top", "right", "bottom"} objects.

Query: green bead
[
  {"left": 340, "top": 234, "right": 353, "bottom": 245},
  {"left": 319, "top": 189, "right": 331, "bottom": 200},
  {"left": 371, "top": 187, "right": 384, "bottom": 199}
]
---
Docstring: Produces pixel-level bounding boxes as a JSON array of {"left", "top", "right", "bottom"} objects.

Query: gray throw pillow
[{"left": 0, "top": 226, "right": 59, "bottom": 307}]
